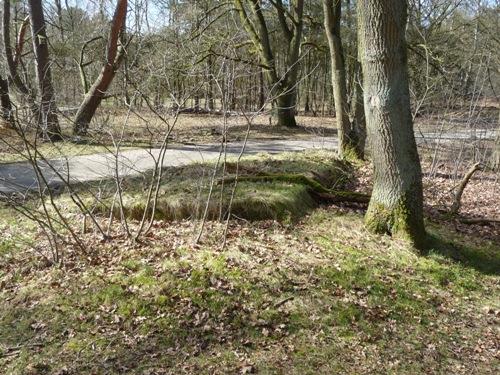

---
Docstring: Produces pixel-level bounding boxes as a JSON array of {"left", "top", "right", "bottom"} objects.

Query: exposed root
[{"left": 218, "top": 173, "right": 370, "bottom": 204}]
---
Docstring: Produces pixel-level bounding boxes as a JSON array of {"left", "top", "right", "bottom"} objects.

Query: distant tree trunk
[
  {"left": 206, "top": 55, "right": 215, "bottom": 111},
  {"left": 73, "top": 0, "right": 128, "bottom": 136},
  {"left": 0, "top": 74, "right": 13, "bottom": 123},
  {"left": 258, "top": 67, "right": 265, "bottom": 110},
  {"left": 323, "top": 0, "right": 365, "bottom": 159},
  {"left": 492, "top": 136, "right": 499, "bottom": 171},
  {"left": 358, "top": 0, "right": 426, "bottom": 247},
  {"left": 276, "top": 92, "right": 296, "bottom": 127},
  {"left": 323, "top": 0, "right": 354, "bottom": 157},
  {"left": 234, "top": 0, "right": 304, "bottom": 127},
  {"left": 2, "top": 0, "right": 39, "bottom": 121},
  {"left": 491, "top": 113, "right": 499, "bottom": 171},
  {"left": 28, "top": 0, "right": 62, "bottom": 140},
  {"left": 54, "top": 0, "right": 64, "bottom": 39}
]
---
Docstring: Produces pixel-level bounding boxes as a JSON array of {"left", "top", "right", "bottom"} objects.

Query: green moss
[
  {"left": 121, "top": 258, "right": 141, "bottom": 271},
  {"left": 365, "top": 199, "right": 426, "bottom": 249},
  {"left": 340, "top": 141, "right": 364, "bottom": 163},
  {"left": 89, "top": 150, "right": 354, "bottom": 223}
]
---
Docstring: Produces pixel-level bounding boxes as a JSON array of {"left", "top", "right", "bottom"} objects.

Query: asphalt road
[
  {"left": 0, "top": 138, "right": 338, "bottom": 194},
  {"left": 1, "top": 127, "right": 496, "bottom": 195}
]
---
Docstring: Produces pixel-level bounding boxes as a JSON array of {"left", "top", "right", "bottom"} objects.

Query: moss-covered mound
[{"left": 96, "top": 150, "right": 356, "bottom": 222}]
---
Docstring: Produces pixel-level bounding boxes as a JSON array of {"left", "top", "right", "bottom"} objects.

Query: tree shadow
[{"left": 425, "top": 232, "right": 500, "bottom": 275}]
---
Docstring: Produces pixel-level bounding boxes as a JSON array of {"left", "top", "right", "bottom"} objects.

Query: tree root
[
  {"left": 458, "top": 217, "right": 500, "bottom": 225},
  {"left": 218, "top": 173, "right": 370, "bottom": 204}
]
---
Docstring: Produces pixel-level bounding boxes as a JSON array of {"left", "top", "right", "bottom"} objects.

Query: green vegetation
[
  {"left": 0, "top": 208, "right": 497, "bottom": 374},
  {"left": 1, "top": 149, "right": 498, "bottom": 374},
  {"left": 95, "top": 150, "right": 354, "bottom": 222}
]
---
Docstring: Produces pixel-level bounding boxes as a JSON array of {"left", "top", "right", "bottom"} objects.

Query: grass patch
[
  {"left": 94, "top": 150, "right": 352, "bottom": 222},
  {"left": 1, "top": 206, "right": 498, "bottom": 373}
]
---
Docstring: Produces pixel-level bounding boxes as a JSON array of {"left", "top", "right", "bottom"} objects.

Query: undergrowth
[{"left": 0, "top": 150, "right": 498, "bottom": 374}]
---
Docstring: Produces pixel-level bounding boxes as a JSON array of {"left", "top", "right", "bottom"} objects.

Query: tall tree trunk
[
  {"left": 350, "top": 57, "right": 366, "bottom": 158},
  {"left": 0, "top": 74, "right": 13, "bottom": 124},
  {"left": 491, "top": 113, "right": 499, "bottom": 171},
  {"left": 234, "top": 0, "right": 304, "bottom": 127},
  {"left": 207, "top": 54, "right": 215, "bottom": 111},
  {"left": 323, "top": 0, "right": 358, "bottom": 158},
  {"left": 258, "top": 67, "right": 265, "bottom": 110},
  {"left": 276, "top": 92, "right": 297, "bottom": 127},
  {"left": 2, "top": 0, "right": 39, "bottom": 122},
  {"left": 73, "top": 0, "right": 128, "bottom": 136},
  {"left": 358, "top": 0, "right": 425, "bottom": 247},
  {"left": 54, "top": 0, "right": 64, "bottom": 39},
  {"left": 28, "top": 0, "right": 62, "bottom": 140}
]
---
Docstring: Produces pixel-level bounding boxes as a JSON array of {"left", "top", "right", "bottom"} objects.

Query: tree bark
[
  {"left": 358, "top": 0, "right": 426, "bottom": 247},
  {"left": 350, "top": 57, "right": 366, "bottom": 158},
  {"left": 492, "top": 135, "right": 500, "bottom": 172},
  {"left": 73, "top": 0, "right": 128, "bottom": 136},
  {"left": 491, "top": 113, "right": 499, "bottom": 171},
  {"left": 28, "top": 0, "right": 62, "bottom": 140},
  {"left": 258, "top": 67, "right": 265, "bottom": 110},
  {"left": 276, "top": 92, "right": 297, "bottom": 127},
  {"left": 234, "top": 0, "right": 304, "bottom": 127},
  {"left": 0, "top": 74, "right": 13, "bottom": 124},
  {"left": 207, "top": 54, "right": 215, "bottom": 111},
  {"left": 2, "top": 0, "right": 39, "bottom": 122},
  {"left": 323, "top": 0, "right": 359, "bottom": 158}
]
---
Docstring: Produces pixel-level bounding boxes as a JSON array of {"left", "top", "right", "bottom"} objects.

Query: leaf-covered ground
[
  {"left": 0, "top": 207, "right": 498, "bottom": 374},
  {"left": 1, "top": 145, "right": 498, "bottom": 374}
]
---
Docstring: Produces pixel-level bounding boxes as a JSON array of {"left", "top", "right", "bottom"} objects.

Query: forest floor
[{"left": 0, "top": 146, "right": 498, "bottom": 374}]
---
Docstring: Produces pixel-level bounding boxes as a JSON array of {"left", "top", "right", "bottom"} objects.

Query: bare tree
[
  {"left": 28, "top": 0, "right": 62, "bottom": 140},
  {"left": 358, "top": 0, "right": 426, "bottom": 247},
  {"left": 2, "top": 0, "right": 39, "bottom": 121},
  {"left": 73, "top": 0, "right": 128, "bottom": 136},
  {"left": 234, "top": 0, "right": 304, "bottom": 127}
]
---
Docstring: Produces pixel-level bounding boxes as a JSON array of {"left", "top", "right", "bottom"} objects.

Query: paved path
[
  {"left": 1, "top": 126, "right": 496, "bottom": 195},
  {"left": 0, "top": 138, "right": 338, "bottom": 194}
]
